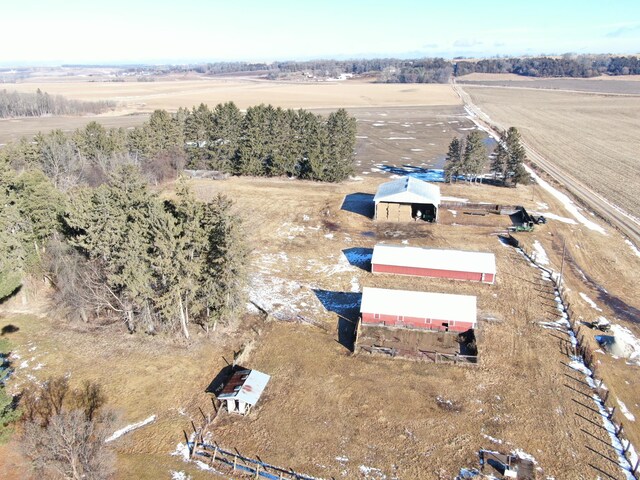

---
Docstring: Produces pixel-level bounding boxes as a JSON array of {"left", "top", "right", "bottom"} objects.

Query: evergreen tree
[
  {"left": 298, "top": 112, "right": 329, "bottom": 180},
  {"left": 490, "top": 131, "right": 509, "bottom": 185},
  {"left": 208, "top": 102, "right": 243, "bottom": 172},
  {"left": 183, "top": 104, "right": 213, "bottom": 168},
  {"left": 504, "top": 127, "right": 529, "bottom": 186},
  {"left": 444, "top": 137, "right": 463, "bottom": 182},
  {"left": 462, "top": 131, "right": 487, "bottom": 183},
  {"left": 325, "top": 108, "right": 356, "bottom": 182},
  {"left": 198, "top": 194, "right": 248, "bottom": 331}
]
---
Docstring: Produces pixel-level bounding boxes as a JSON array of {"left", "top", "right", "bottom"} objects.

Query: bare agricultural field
[
  {"left": 464, "top": 86, "right": 640, "bottom": 215},
  {"left": 6, "top": 78, "right": 461, "bottom": 113},
  {"left": 458, "top": 72, "right": 640, "bottom": 94},
  {"left": 0, "top": 114, "right": 149, "bottom": 145}
]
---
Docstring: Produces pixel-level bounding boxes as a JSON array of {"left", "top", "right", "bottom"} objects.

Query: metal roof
[
  {"left": 372, "top": 244, "right": 496, "bottom": 275},
  {"left": 373, "top": 177, "right": 441, "bottom": 205},
  {"left": 360, "top": 287, "right": 477, "bottom": 326},
  {"left": 217, "top": 369, "right": 270, "bottom": 406}
]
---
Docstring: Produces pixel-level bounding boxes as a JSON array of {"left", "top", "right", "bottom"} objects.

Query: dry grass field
[
  {"left": 1, "top": 82, "right": 639, "bottom": 479},
  {"left": 464, "top": 86, "right": 640, "bottom": 216},
  {"left": 2, "top": 168, "right": 639, "bottom": 479}
]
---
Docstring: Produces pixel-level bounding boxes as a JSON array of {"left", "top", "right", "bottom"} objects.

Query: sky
[{"left": 1, "top": 0, "right": 639, "bottom": 65}]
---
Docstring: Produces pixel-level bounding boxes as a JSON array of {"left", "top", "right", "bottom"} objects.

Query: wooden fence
[
  {"left": 515, "top": 236, "right": 640, "bottom": 478},
  {"left": 193, "top": 442, "right": 325, "bottom": 480},
  {"left": 359, "top": 344, "right": 478, "bottom": 365}
]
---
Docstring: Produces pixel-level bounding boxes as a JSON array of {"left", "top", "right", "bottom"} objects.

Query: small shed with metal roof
[
  {"left": 372, "top": 244, "right": 496, "bottom": 284},
  {"left": 360, "top": 287, "right": 477, "bottom": 332},
  {"left": 216, "top": 369, "right": 270, "bottom": 415},
  {"left": 374, "top": 177, "right": 441, "bottom": 222}
]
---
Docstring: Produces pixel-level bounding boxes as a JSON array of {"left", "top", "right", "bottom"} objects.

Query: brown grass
[{"left": 464, "top": 86, "right": 640, "bottom": 215}]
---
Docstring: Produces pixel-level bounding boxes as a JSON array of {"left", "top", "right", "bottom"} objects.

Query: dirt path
[{"left": 451, "top": 80, "right": 640, "bottom": 248}]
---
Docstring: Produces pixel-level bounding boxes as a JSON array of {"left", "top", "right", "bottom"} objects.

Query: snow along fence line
[{"left": 510, "top": 234, "right": 640, "bottom": 479}]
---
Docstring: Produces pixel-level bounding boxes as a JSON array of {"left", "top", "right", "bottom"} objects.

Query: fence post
[
  {"left": 211, "top": 446, "right": 217, "bottom": 466},
  {"left": 609, "top": 406, "right": 616, "bottom": 420}
]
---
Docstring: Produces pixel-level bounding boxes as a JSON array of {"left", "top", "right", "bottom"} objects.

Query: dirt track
[{"left": 452, "top": 80, "right": 640, "bottom": 248}]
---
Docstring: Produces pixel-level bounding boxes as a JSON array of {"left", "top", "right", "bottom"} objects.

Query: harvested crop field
[
  {"left": 5, "top": 78, "right": 461, "bottom": 112},
  {"left": 464, "top": 86, "right": 640, "bottom": 216},
  {"left": 458, "top": 73, "right": 640, "bottom": 95}
]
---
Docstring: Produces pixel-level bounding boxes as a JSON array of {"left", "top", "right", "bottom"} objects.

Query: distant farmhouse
[
  {"left": 374, "top": 177, "right": 440, "bottom": 222},
  {"left": 372, "top": 244, "right": 496, "bottom": 284}
]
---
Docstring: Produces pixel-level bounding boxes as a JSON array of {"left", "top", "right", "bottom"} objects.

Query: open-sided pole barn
[
  {"left": 371, "top": 244, "right": 497, "bottom": 284},
  {"left": 373, "top": 177, "right": 441, "bottom": 222},
  {"left": 216, "top": 369, "right": 270, "bottom": 416}
]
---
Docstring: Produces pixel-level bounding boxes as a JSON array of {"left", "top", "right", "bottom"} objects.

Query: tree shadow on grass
[
  {"left": 341, "top": 193, "right": 374, "bottom": 218},
  {"left": 313, "top": 290, "right": 361, "bottom": 352},
  {"left": 342, "top": 247, "right": 373, "bottom": 271},
  {"left": 1, "top": 325, "right": 19, "bottom": 336}
]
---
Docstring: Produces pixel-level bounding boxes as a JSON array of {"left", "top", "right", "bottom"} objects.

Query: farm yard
[{"left": 1, "top": 78, "right": 639, "bottom": 479}]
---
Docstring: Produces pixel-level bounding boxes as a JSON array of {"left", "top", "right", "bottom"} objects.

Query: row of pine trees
[
  {"left": 1, "top": 102, "right": 357, "bottom": 189},
  {"left": 444, "top": 127, "right": 529, "bottom": 186}
]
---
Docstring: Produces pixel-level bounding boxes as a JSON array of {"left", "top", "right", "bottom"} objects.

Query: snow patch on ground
[
  {"left": 579, "top": 292, "right": 602, "bottom": 311},
  {"left": 482, "top": 434, "right": 503, "bottom": 444},
  {"left": 617, "top": 398, "right": 636, "bottom": 422},
  {"left": 106, "top": 415, "right": 156, "bottom": 443},
  {"left": 533, "top": 211, "right": 577, "bottom": 225},
  {"left": 625, "top": 239, "right": 640, "bottom": 258},
  {"left": 525, "top": 165, "right": 607, "bottom": 234},
  {"left": 359, "top": 465, "right": 386, "bottom": 479},
  {"left": 410, "top": 148, "right": 424, "bottom": 152},
  {"left": 170, "top": 471, "right": 191, "bottom": 480},
  {"left": 531, "top": 241, "right": 549, "bottom": 265},
  {"left": 609, "top": 324, "right": 640, "bottom": 365},
  {"left": 386, "top": 137, "right": 416, "bottom": 140}
]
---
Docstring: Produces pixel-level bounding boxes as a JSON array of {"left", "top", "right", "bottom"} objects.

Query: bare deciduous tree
[
  {"left": 22, "top": 409, "right": 115, "bottom": 480},
  {"left": 20, "top": 377, "right": 115, "bottom": 480}
]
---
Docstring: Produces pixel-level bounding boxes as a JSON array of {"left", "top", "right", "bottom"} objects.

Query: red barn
[
  {"left": 371, "top": 244, "right": 496, "bottom": 284},
  {"left": 360, "top": 287, "right": 477, "bottom": 332}
]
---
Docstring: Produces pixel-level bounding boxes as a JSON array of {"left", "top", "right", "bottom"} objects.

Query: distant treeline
[
  {"left": 121, "top": 59, "right": 454, "bottom": 83},
  {"left": 1, "top": 102, "right": 356, "bottom": 188},
  {"left": 0, "top": 89, "right": 115, "bottom": 118},
  {"left": 105, "top": 54, "right": 640, "bottom": 82},
  {"left": 454, "top": 55, "right": 640, "bottom": 78}
]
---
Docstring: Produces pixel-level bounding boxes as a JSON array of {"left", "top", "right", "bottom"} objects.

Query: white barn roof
[
  {"left": 217, "top": 370, "right": 270, "bottom": 406},
  {"left": 372, "top": 244, "right": 496, "bottom": 275},
  {"left": 360, "top": 287, "right": 477, "bottom": 325},
  {"left": 373, "top": 177, "right": 441, "bottom": 205}
]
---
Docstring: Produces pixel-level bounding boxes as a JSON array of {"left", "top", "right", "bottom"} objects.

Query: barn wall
[
  {"left": 372, "top": 263, "right": 491, "bottom": 283},
  {"left": 361, "top": 312, "right": 474, "bottom": 332}
]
